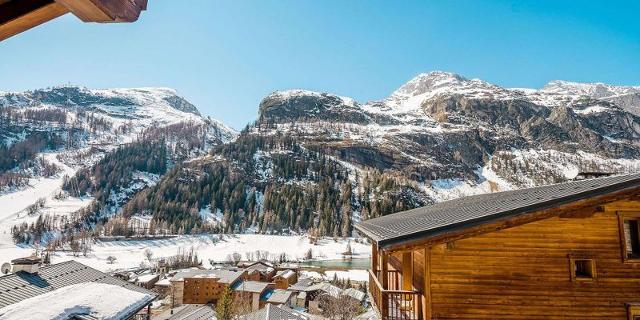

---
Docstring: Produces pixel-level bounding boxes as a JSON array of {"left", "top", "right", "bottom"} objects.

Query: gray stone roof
[
  {"left": 288, "top": 278, "right": 313, "bottom": 292},
  {"left": 172, "top": 269, "right": 245, "bottom": 285},
  {"left": 157, "top": 304, "right": 217, "bottom": 320},
  {"left": 239, "top": 304, "right": 308, "bottom": 320},
  {"left": 356, "top": 173, "right": 640, "bottom": 247},
  {"left": 266, "top": 289, "right": 294, "bottom": 304},
  {"left": 0, "top": 260, "right": 156, "bottom": 308},
  {"left": 274, "top": 270, "right": 295, "bottom": 279},
  {"left": 232, "top": 280, "right": 271, "bottom": 294}
]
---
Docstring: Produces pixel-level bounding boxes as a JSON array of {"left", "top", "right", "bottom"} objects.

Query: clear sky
[{"left": 1, "top": 1, "right": 638, "bottom": 129}]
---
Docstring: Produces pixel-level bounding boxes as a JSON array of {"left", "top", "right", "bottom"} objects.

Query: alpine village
[{"left": 1, "top": 1, "right": 640, "bottom": 320}]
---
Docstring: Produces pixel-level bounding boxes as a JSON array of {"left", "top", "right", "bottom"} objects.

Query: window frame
[
  {"left": 617, "top": 212, "right": 640, "bottom": 263},
  {"left": 627, "top": 303, "right": 640, "bottom": 320},
  {"left": 568, "top": 254, "right": 596, "bottom": 281}
]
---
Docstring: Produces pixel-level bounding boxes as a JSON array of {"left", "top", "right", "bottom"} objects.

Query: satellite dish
[{"left": 1, "top": 263, "right": 11, "bottom": 274}]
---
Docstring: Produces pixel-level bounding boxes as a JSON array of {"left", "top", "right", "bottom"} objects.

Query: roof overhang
[
  {"left": 356, "top": 180, "right": 640, "bottom": 252},
  {"left": 0, "top": 0, "right": 147, "bottom": 42}
]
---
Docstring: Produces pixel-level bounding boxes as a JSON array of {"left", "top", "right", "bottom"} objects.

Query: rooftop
[
  {"left": 266, "top": 289, "right": 294, "bottom": 304},
  {"left": 232, "top": 280, "right": 271, "bottom": 294},
  {"left": 156, "top": 304, "right": 216, "bottom": 320},
  {"left": 0, "top": 282, "right": 154, "bottom": 320},
  {"left": 356, "top": 173, "right": 640, "bottom": 248},
  {"left": 275, "top": 269, "right": 295, "bottom": 279},
  {"left": 0, "top": 260, "right": 155, "bottom": 308},
  {"left": 173, "top": 269, "right": 245, "bottom": 285},
  {"left": 239, "top": 304, "right": 308, "bottom": 320}
]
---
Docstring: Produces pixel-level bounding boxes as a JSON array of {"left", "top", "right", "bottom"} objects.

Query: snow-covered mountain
[
  {"left": 0, "top": 85, "right": 236, "bottom": 245},
  {"left": 113, "top": 71, "right": 640, "bottom": 238},
  {"left": 257, "top": 71, "right": 640, "bottom": 196},
  {"left": 2, "top": 73, "right": 640, "bottom": 243}
]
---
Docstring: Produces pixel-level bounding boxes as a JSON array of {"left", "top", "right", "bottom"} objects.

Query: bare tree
[{"left": 318, "top": 295, "right": 363, "bottom": 320}]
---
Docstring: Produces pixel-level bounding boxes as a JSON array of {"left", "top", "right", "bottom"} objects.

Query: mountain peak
[{"left": 392, "top": 71, "right": 468, "bottom": 98}]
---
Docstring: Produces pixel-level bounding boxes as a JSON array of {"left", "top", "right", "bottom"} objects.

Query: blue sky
[{"left": 1, "top": 1, "right": 638, "bottom": 129}]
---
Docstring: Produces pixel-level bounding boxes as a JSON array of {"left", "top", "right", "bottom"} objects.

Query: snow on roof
[
  {"left": 232, "top": 281, "right": 271, "bottom": 294},
  {"left": 275, "top": 269, "right": 295, "bottom": 279},
  {"left": 306, "top": 283, "right": 342, "bottom": 298},
  {"left": 342, "top": 288, "right": 366, "bottom": 301},
  {"left": 172, "top": 269, "right": 245, "bottom": 284},
  {"left": 136, "top": 273, "right": 159, "bottom": 283},
  {"left": 266, "top": 289, "right": 294, "bottom": 304},
  {"left": 239, "top": 304, "right": 309, "bottom": 320},
  {"left": 0, "top": 282, "right": 154, "bottom": 320}
]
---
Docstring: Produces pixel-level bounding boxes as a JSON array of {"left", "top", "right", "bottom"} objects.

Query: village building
[
  {"left": 287, "top": 277, "right": 314, "bottom": 308},
  {"left": 356, "top": 173, "right": 640, "bottom": 319},
  {"left": 0, "top": 259, "right": 156, "bottom": 319},
  {"left": 232, "top": 280, "right": 276, "bottom": 311},
  {"left": 170, "top": 269, "right": 246, "bottom": 306},
  {"left": 273, "top": 269, "right": 298, "bottom": 289},
  {"left": 240, "top": 260, "right": 277, "bottom": 282},
  {"left": 135, "top": 273, "right": 161, "bottom": 289}
]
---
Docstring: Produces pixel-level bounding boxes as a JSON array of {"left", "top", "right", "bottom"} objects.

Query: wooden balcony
[{"left": 369, "top": 270, "right": 422, "bottom": 320}]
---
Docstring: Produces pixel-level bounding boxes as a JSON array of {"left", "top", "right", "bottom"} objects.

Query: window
[
  {"left": 569, "top": 256, "right": 595, "bottom": 281},
  {"left": 627, "top": 303, "right": 640, "bottom": 320},
  {"left": 624, "top": 219, "right": 640, "bottom": 258},
  {"left": 618, "top": 213, "right": 640, "bottom": 261}
]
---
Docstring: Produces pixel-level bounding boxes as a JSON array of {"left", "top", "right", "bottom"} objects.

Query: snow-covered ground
[
  {"left": 302, "top": 269, "right": 369, "bottom": 282},
  {"left": 0, "top": 233, "right": 370, "bottom": 273},
  {"left": 0, "top": 152, "right": 89, "bottom": 254}
]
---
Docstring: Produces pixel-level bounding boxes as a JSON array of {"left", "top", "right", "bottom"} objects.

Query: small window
[
  {"left": 570, "top": 257, "right": 595, "bottom": 281},
  {"left": 624, "top": 219, "right": 640, "bottom": 259}
]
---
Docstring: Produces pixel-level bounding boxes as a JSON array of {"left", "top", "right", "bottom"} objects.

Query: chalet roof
[
  {"left": 157, "top": 304, "right": 216, "bottom": 320},
  {"left": 0, "top": 0, "right": 148, "bottom": 42},
  {"left": 288, "top": 278, "right": 314, "bottom": 292},
  {"left": 232, "top": 280, "right": 271, "bottom": 294},
  {"left": 0, "top": 260, "right": 155, "bottom": 308},
  {"left": 172, "top": 269, "right": 245, "bottom": 285},
  {"left": 342, "top": 288, "right": 366, "bottom": 302},
  {"left": 266, "top": 289, "right": 294, "bottom": 304},
  {"left": 356, "top": 173, "right": 640, "bottom": 248},
  {"left": 274, "top": 269, "right": 295, "bottom": 279},
  {"left": 239, "top": 304, "right": 308, "bottom": 320}
]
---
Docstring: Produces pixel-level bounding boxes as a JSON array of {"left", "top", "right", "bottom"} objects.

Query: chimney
[{"left": 10, "top": 256, "right": 42, "bottom": 274}]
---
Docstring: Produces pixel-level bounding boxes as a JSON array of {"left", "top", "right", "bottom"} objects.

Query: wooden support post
[
  {"left": 381, "top": 250, "right": 388, "bottom": 290},
  {"left": 402, "top": 251, "right": 413, "bottom": 291},
  {"left": 372, "top": 241, "right": 378, "bottom": 273},
  {"left": 422, "top": 246, "right": 431, "bottom": 320}
]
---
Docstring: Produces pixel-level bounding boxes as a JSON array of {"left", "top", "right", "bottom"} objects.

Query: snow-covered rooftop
[{"left": 0, "top": 282, "right": 154, "bottom": 320}]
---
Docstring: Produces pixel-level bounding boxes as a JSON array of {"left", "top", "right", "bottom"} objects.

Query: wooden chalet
[
  {"left": 355, "top": 173, "right": 640, "bottom": 319},
  {"left": 0, "top": 0, "right": 147, "bottom": 41}
]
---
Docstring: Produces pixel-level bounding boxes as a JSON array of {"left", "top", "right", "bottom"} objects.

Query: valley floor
[{"left": 0, "top": 234, "right": 370, "bottom": 272}]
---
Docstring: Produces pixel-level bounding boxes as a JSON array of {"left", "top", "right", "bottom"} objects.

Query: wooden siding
[{"left": 424, "top": 199, "right": 640, "bottom": 319}]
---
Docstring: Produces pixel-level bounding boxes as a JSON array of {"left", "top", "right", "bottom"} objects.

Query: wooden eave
[{"left": 0, "top": 0, "right": 147, "bottom": 42}]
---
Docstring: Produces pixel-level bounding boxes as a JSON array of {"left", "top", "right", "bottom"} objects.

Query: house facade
[{"left": 356, "top": 173, "right": 640, "bottom": 319}]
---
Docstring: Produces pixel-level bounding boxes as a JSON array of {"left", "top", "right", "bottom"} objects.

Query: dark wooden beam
[
  {"left": 55, "top": 0, "right": 147, "bottom": 23},
  {"left": 0, "top": 0, "right": 69, "bottom": 41}
]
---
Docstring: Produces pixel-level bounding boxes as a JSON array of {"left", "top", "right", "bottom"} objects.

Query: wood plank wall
[{"left": 421, "top": 199, "right": 640, "bottom": 319}]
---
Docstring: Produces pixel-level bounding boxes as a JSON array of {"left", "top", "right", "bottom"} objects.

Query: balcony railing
[{"left": 369, "top": 270, "right": 422, "bottom": 320}]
